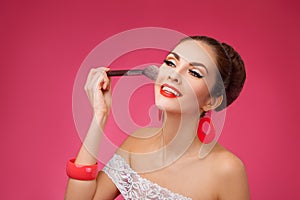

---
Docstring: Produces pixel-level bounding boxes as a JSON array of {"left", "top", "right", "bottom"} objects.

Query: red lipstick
[{"left": 160, "top": 84, "right": 182, "bottom": 98}]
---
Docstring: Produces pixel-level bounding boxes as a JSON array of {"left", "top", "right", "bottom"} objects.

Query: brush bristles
[{"left": 143, "top": 65, "right": 159, "bottom": 80}]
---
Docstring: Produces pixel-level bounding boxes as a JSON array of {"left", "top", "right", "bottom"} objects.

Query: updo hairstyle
[{"left": 181, "top": 36, "right": 246, "bottom": 111}]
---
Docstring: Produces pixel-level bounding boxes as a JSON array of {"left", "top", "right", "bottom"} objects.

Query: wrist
[
  {"left": 92, "top": 111, "right": 109, "bottom": 127},
  {"left": 66, "top": 158, "right": 98, "bottom": 181}
]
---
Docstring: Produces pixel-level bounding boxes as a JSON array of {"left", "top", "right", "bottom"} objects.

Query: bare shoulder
[
  {"left": 209, "top": 144, "right": 246, "bottom": 176},
  {"left": 207, "top": 144, "right": 250, "bottom": 199}
]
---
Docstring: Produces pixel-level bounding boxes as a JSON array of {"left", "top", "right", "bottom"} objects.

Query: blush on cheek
[{"left": 157, "top": 66, "right": 172, "bottom": 79}]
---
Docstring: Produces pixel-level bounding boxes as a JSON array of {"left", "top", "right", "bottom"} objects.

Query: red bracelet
[{"left": 66, "top": 158, "right": 98, "bottom": 180}]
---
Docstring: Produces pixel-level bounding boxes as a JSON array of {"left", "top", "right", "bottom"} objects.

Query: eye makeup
[{"left": 163, "top": 53, "right": 206, "bottom": 79}]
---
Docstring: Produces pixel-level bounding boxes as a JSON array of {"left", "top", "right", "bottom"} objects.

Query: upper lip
[{"left": 161, "top": 83, "right": 182, "bottom": 97}]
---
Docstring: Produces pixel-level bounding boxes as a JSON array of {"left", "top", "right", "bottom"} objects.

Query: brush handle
[{"left": 107, "top": 69, "right": 143, "bottom": 76}]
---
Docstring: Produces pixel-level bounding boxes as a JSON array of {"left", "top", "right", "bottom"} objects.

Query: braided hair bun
[{"left": 217, "top": 42, "right": 246, "bottom": 111}]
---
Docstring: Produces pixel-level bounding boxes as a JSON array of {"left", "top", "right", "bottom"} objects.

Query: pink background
[{"left": 1, "top": 0, "right": 299, "bottom": 199}]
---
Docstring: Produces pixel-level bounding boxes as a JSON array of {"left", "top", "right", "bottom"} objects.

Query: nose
[{"left": 168, "top": 69, "right": 182, "bottom": 84}]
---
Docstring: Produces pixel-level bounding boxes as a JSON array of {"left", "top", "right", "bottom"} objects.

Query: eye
[
  {"left": 164, "top": 59, "right": 176, "bottom": 67},
  {"left": 189, "top": 69, "right": 203, "bottom": 78}
]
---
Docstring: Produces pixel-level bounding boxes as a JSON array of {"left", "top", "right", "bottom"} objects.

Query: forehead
[{"left": 172, "top": 40, "right": 217, "bottom": 69}]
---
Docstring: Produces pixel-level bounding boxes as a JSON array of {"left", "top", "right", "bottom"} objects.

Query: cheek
[
  {"left": 156, "top": 65, "right": 172, "bottom": 82},
  {"left": 154, "top": 84, "right": 160, "bottom": 99},
  {"left": 193, "top": 82, "right": 211, "bottom": 108},
  {"left": 154, "top": 67, "right": 164, "bottom": 96}
]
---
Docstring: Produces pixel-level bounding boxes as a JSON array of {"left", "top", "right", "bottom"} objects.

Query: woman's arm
[{"left": 65, "top": 67, "right": 119, "bottom": 200}]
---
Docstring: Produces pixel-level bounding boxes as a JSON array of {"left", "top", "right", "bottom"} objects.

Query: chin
[
  {"left": 156, "top": 98, "right": 201, "bottom": 118},
  {"left": 155, "top": 95, "right": 186, "bottom": 115},
  {"left": 155, "top": 95, "right": 175, "bottom": 111}
]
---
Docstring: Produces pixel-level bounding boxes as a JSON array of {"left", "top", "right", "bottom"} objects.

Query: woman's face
[{"left": 155, "top": 40, "right": 219, "bottom": 115}]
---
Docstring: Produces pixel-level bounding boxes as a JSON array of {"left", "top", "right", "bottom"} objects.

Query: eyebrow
[{"left": 168, "top": 52, "right": 209, "bottom": 74}]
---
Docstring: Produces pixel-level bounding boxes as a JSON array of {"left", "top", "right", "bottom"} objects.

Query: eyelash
[
  {"left": 164, "top": 59, "right": 175, "bottom": 67},
  {"left": 188, "top": 69, "right": 203, "bottom": 78},
  {"left": 163, "top": 59, "right": 204, "bottom": 79}
]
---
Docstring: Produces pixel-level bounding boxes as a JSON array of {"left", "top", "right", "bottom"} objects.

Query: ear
[{"left": 202, "top": 95, "right": 223, "bottom": 112}]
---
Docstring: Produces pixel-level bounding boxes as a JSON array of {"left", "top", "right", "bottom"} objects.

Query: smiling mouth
[{"left": 160, "top": 84, "right": 182, "bottom": 98}]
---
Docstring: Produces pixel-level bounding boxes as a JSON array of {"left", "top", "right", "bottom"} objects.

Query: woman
[{"left": 65, "top": 36, "right": 250, "bottom": 199}]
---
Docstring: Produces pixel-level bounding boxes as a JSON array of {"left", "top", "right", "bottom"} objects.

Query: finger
[
  {"left": 93, "top": 71, "right": 106, "bottom": 91},
  {"left": 102, "top": 71, "right": 110, "bottom": 90},
  {"left": 86, "top": 70, "right": 101, "bottom": 92},
  {"left": 106, "top": 77, "right": 112, "bottom": 91},
  {"left": 94, "top": 68, "right": 110, "bottom": 91},
  {"left": 84, "top": 68, "right": 96, "bottom": 88},
  {"left": 85, "top": 68, "right": 104, "bottom": 91},
  {"left": 95, "top": 66, "right": 110, "bottom": 72},
  {"left": 85, "top": 67, "right": 110, "bottom": 93}
]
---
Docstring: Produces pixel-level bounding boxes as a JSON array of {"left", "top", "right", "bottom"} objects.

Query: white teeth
[{"left": 162, "top": 86, "right": 180, "bottom": 96}]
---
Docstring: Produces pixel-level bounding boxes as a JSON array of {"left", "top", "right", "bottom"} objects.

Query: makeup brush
[{"left": 107, "top": 65, "right": 158, "bottom": 80}]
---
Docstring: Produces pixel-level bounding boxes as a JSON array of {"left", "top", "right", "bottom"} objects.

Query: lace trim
[{"left": 103, "top": 154, "right": 192, "bottom": 200}]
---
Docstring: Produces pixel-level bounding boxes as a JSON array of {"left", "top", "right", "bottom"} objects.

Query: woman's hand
[
  {"left": 65, "top": 67, "right": 116, "bottom": 200},
  {"left": 84, "top": 67, "right": 112, "bottom": 119}
]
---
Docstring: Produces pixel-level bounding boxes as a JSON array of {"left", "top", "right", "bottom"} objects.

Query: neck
[
  {"left": 160, "top": 111, "right": 200, "bottom": 157},
  {"left": 129, "top": 111, "right": 202, "bottom": 173},
  {"left": 162, "top": 111, "right": 199, "bottom": 139}
]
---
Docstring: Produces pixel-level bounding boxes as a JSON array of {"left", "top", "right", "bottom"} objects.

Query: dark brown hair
[{"left": 181, "top": 36, "right": 246, "bottom": 111}]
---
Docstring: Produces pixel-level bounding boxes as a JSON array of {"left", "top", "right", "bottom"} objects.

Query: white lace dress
[{"left": 102, "top": 154, "right": 192, "bottom": 200}]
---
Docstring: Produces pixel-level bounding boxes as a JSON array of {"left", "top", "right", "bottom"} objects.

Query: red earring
[{"left": 197, "top": 117, "right": 216, "bottom": 144}]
